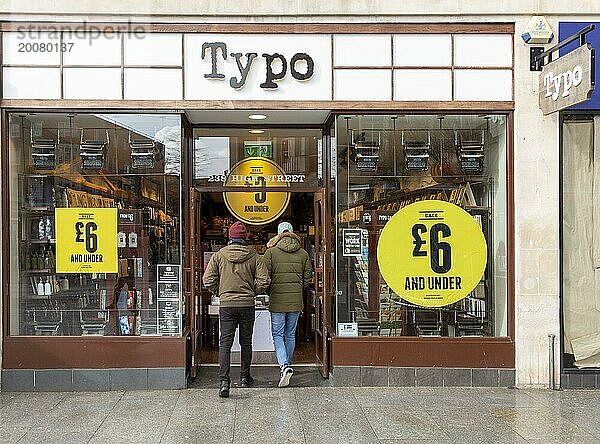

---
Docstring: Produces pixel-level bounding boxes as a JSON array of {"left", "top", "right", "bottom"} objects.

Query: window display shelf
[
  {"left": 463, "top": 205, "right": 491, "bottom": 211},
  {"left": 24, "top": 283, "right": 99, "bottom": 298},
  {"left": 21, "top": 206, "right": 54, "bottom": 213},
  {"left": 27, "top": 239, "right": 56, "bottom": 244}
]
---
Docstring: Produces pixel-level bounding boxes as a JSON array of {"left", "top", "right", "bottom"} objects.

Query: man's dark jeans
[{"left": 219, "top": 306, "right": 255, "bottom": 382}]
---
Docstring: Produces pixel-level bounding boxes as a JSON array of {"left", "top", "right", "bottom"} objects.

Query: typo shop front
[{"left": 1, "top": 21, "right": 514, "bottom": 390}]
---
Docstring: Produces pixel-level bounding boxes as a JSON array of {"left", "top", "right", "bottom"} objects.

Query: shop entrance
[{"left": 186, "top": 189, "right": 330, "bottom": 379}]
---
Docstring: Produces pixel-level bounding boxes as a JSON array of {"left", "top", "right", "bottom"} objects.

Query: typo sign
[
  {"left": 202, "top": 42, "right": 314, "bottom": 90},
  {"left": 157, "top": 265, "right": 182, "bottom": 336},
  {"left": 185, "top": 34, "right": 331, "bottom": 100},
  {"left": 539, "top": 44, "right": 595, "bottom": 115},
  {"left": 377, "top": 211, "right": 395, "bottom": 226}
]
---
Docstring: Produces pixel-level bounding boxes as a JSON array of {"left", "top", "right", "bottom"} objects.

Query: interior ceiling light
[
  {"left": 248, "top": 114, "right": 267, "bottom": 120},
  {"left": 249, "top": 129, "right": 265, "bottom": 134}
]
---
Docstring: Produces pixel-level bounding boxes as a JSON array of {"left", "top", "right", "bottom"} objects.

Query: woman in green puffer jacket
[{"left": 263, "top": 221, "right": 313, "bottom": 387}]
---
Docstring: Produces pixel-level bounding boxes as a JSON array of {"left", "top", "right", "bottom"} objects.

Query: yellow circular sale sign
[
  {"left": 377, "top": 200, "right": 487, "bottom": 308},
  {"left": 223, "top": 157, "right": 290, "bottom": 225}
]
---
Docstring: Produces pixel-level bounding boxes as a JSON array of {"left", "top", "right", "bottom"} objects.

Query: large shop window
[
  {"left": 334, "top": 114, "right": 508, "bottom": 338},
  {"left": 562, "top": 115, "right": 600, "bottom": 369},
  {"left": 8, "top": 113, "right": 182, "bottom": 336}
]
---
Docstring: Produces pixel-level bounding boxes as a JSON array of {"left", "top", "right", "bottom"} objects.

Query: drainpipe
[{"left": 548, "top": 334, "right": 556, "bottom": 390}]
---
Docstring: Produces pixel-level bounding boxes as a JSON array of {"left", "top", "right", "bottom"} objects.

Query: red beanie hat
[{"left": 228, "top": 221, "right": 248, "bottom": 239}]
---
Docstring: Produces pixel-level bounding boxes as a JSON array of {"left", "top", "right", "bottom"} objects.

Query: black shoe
[
  {"left": 219, "top": 380, "right": 230, "bottom": 398},
  {"left": 240, "top": 375, "right": 254, "bottom": 388}
]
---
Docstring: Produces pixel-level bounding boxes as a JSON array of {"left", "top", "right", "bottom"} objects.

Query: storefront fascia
[{"left": 1, "top": 21, "right": 515, "bottom": 390}]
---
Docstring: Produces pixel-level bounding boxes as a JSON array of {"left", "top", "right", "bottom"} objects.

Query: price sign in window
[
  {"left": 55, "top": 208, "right": 118, "bottom": 273},
  {"left": 377, "top": 200, "right": 487, "bottom": 308}
]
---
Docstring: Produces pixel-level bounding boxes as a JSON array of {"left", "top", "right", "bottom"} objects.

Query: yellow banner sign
[
  {"left": 377, "top": 200, "right": 487, "bottom": 308},
  {"left": 55, "top": 208, "right": 118, "bottom": 273},
  {"left": 223, "top": 157, "right": 290, "bottom": 225}
]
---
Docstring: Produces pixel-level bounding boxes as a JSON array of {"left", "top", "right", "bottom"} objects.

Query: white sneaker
[{"left": 278, "top": 366, "right": 294, "bottom": 388}]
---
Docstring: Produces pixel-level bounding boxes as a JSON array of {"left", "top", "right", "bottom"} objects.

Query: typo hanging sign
[{"left": 539, "top": 44, "right": 595, "bottom": 115}]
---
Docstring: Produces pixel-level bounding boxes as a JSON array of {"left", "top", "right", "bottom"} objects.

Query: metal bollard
[{"left": 548, "top": 334, "right": 556, "bottom": 390}]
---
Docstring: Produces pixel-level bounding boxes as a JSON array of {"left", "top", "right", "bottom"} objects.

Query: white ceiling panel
[{"left": 185, "top": 109, "right": 331, "bottom": 125}]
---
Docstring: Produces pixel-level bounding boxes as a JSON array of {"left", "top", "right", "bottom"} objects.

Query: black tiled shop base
[
  {"left": 330, "top": 366, "right": 516, "bottom": 387},
  {"left": 1, "top": 368, "right": 186, "bottom": 391},
  {"left": 561, "top": 372, "right": 600, "bottom": 389}
]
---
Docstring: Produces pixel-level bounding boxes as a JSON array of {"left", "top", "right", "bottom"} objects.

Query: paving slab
[
  {"left": 17, "top": 403, "right": 113, "bottom": 443},
  {"left": 88, "top": 391, "right": 179, "bottom": 444},
  {"left": 491, "top": 406, "right": 598, "bottom": 442},
  {"left": 233, "top": 397, "right": 304, "bottom": 444},
  {"left": 363, "top": 407, "right": 447, "bottom": 441},
  {"left": 0, "top": 393, "right": 66, "bottom": 443}
]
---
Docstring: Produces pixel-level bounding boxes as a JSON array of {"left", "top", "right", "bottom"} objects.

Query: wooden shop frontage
[{"left": 0, "top": 21, "right": 515, "bottom": 390}]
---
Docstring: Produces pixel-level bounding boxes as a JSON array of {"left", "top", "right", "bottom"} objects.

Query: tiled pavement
[{"left": 2, "top": 377, "right": 600, "bottom": 442}]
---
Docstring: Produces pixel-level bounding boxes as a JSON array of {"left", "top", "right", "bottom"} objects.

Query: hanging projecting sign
[
  {"left": 539, "top": 43, "right": 595, "bottom": 115},
  {"left": 55, "top": 208, "right": 118, "bottom": 273},
  {"left": 223, "top": 157, "right": 291, "bottom": 225},
  {"left": 377, "top": 200, "right": 487, "bottom": 308}
]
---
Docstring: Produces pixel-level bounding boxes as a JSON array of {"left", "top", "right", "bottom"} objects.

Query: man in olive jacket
[
  {"left": 263, "top": 221, "right": 313, "bottom": 387},
  {"left": 203, "top": 221, "right": 270, "bottom": 398}
]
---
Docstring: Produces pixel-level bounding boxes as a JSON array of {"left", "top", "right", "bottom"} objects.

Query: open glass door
[
  {"left": 314, "top": 190, "right": 330, "bottom": 377},
  {"left": 188, "top": 188, "right": 203, "bottom": 377}
]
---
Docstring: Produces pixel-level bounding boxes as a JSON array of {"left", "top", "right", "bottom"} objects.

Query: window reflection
[{"left": 193, "top": 128, "right": 322, "bottom": 187}]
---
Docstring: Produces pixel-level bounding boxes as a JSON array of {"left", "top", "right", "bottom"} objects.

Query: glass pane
[
  {"left": 8, "top": 112, "right": 182, "bottom": 336},
  {"left": 334, "top": 114, "right": 508, "bottom": 337},
  {"left": 193, "top": 127, "right": 322, "bottom": 188},
  {"left": 562, "top": 115, "right": 600, "bottom": 369}
]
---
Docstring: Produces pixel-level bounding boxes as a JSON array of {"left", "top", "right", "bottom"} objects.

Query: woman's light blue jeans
[{"left": 270, "top": 312, "right": 300, "bottom": 369}]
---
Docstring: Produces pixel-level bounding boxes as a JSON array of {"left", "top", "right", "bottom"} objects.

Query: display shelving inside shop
[{"left": 9, "top": 113, "right": 182, "bottom": 337}]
